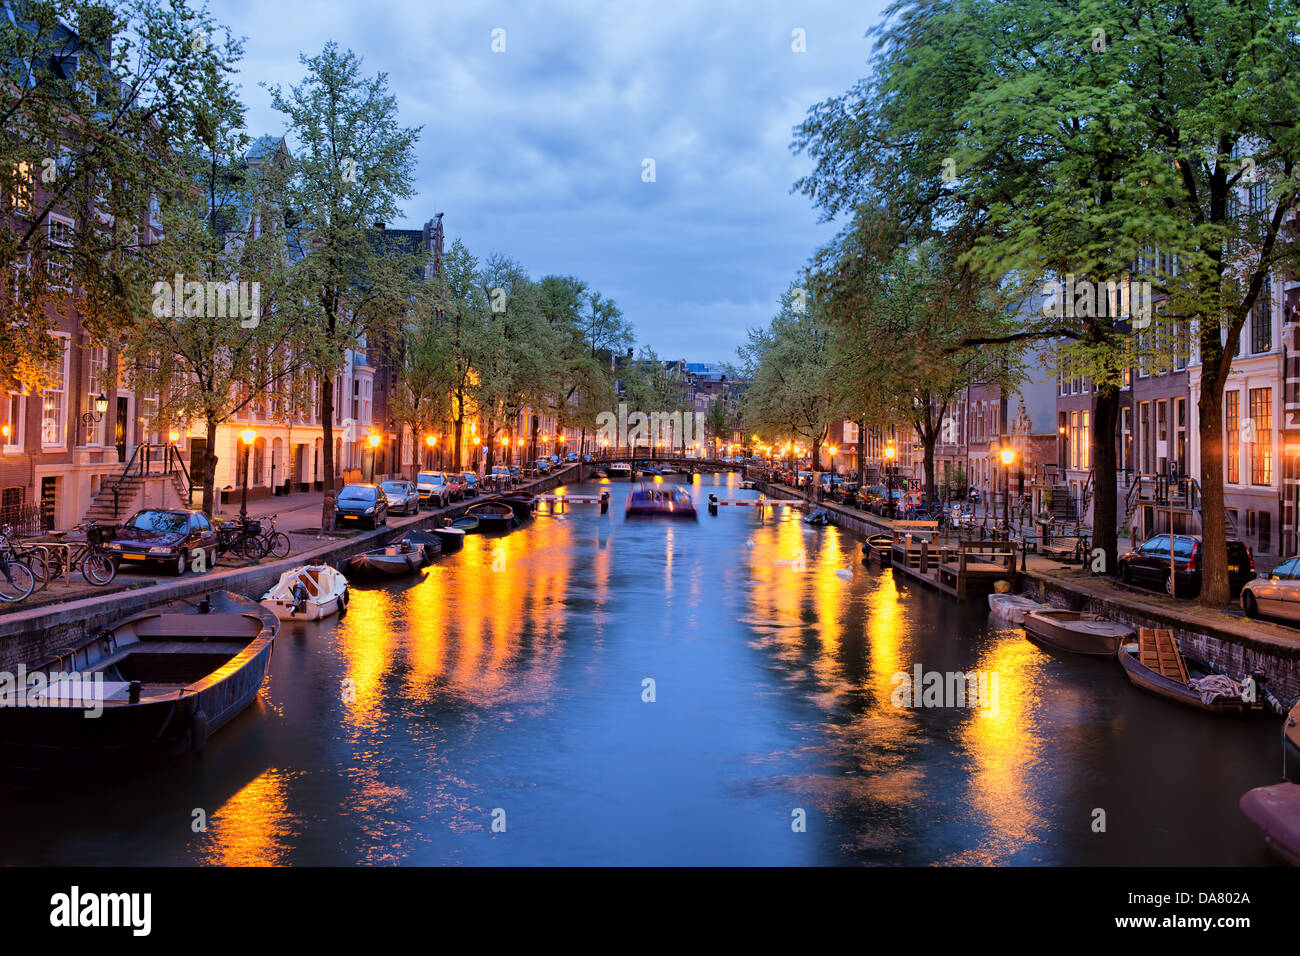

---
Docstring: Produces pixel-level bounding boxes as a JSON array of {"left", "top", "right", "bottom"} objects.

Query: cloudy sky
[{"left": 216, "top": 0, "right": 889, "bottom": 361}]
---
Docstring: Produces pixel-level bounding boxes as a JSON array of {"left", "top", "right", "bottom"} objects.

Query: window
[
  {"left": 85, "top": 346, "right": 107, "bottom": 445},
  {"left": 2, "top": 392, "right": 23, "bottom": 451},
  {"left": 1225, "top": 391, "right": 1240, "bottom": 484},
  {"left": 1070, "top": 411, "right": 1080, "bottom": 470},
  {"left": 9, "top": 161, "right": 34, "bottom": 216},
  {"left": 1081, "top": 410, "right": 1091, "bottom": 470},
  {"left": 1250, "top": 387, "right": 1272, "bottom": 485},
  {"left": 1121, "top": 407, "right": 1132, "bottom": 472},
  {"left": 1251, "top": 293, "right": 1272, "bottom": 354},
  {"left": 46, "top": 215, "right": 74, "bottom": 290},
  {"left": 41, "top": 336, "right": 69, "bottom": 449}
]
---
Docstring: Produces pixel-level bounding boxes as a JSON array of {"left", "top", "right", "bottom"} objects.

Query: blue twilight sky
[{"left": 215, "top": 0, "right": 890, "bottom": 361}]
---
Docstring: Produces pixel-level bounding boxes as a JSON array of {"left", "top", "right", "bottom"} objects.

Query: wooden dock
[{"left": 887, "top": 530, "right": 1018, "bottom": 602}]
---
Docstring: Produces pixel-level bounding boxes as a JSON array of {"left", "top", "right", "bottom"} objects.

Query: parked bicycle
[
  {"left": 0, "top": 530, "right": 37, "bottom": 602},
  {"left": 0, "top": 524, "right": 51, "bottom": 592},
  {"left": 41, "top": 520, "right": 118, "bottom": 587},
  {"left": 214, "top": 515, "right": 265, "bottom": 562},
  {"left": 255, "top": 514, "right": 291, "bottom": 560}
]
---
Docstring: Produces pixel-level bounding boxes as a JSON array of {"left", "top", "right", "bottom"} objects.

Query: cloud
[{"left": 217, "top": 0, "right": 887, "bottom": 358}]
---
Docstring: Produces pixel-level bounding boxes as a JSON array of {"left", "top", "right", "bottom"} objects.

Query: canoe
[
  {"left": 987, "top": 593, "right": 1050, "bottom": 627},
  {"left": 344, "top": 541, "right": 430, "bottom": 580},
  {"left": 1240, "top": 782, "right": 1300, "bottom": 866},
  {"left": 450, "top": 515, "right": 481, "bottom": 533},
  {"left": 0, "top": 591, "right": 277, "bottom": 778},
  {"left": 1023, "top": 608, "right": 1134, "bottom": 656},
  {"left": 260, "top": 564, "right": 349, "bottom": 621},
  {"left": 432, "top": 526, "right": 465, "bottom": 551},
  {"left": 468, "top": 501, "right": 517, "bottom": 532},
  {"left": 1117, "top": 630, "right": 1260, "bottom": 714}
]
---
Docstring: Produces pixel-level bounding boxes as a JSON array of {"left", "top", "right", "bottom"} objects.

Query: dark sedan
[
  {"left": 1118, "top": 533, "right": 1254, "bottom": 598},
  {"left": 334, "top": 483, "right": 388, "bottom": 530},
  {"left": 106, "top": 508, "right": 218, "bottom": 575}
]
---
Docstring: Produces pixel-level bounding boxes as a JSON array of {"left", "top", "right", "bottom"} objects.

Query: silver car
[
  {"left": 1242, "top": 556, "right": 1300, "bottom": 621},
  {"left": 380, "top": 479, "right": 420, "bottom": 516}
]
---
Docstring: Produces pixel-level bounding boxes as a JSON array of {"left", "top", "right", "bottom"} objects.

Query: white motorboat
[{"left": 260, "top": 564, "right": 349, "bottom": 621}]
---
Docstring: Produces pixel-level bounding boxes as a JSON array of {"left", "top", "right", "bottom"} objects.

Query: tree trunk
[
  {"left": 921, "top": 432, "right": 937, "bottom": 510},
  {"left": 857, "top": 416, "right": 866, "bottom": 485},
  {"left": 201, "top": 417, "right": 218, "bottom": 516},
  {"left": 1091, "top": 382, "right": 1120, "bottom": 575},
  {"left": 452, "top": 411, "right": 463, "bottom": 472},
  {"left": 1197, "top": 370, "right": 1230, "bottom": 605},
  {"left": 320, "top": 374, "right": 335, "bottom": 530}
]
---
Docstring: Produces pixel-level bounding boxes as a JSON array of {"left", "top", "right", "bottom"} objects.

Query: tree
[
  {"left": 0, "top": 0, "right": 242, "bottom": 388},
  {"left": 268, "top": 41, "right": 421, "bottom": 528}
]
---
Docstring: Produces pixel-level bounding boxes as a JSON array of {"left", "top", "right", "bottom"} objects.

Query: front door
[{"left": 114, "top": 397, "right": 129, "bottom": 461}]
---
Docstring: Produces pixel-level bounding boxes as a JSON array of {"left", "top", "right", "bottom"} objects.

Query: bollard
[
  {"left": 708, "top": 494, "right": 718, "bottom": 515},
  {"left": 600, "top": 491, "right": 610, "bottom": 514}
]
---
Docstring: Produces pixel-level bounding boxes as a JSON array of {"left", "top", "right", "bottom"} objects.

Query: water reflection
[{"left": 0, "top": 474, "right": 1282, "bottom": 865}]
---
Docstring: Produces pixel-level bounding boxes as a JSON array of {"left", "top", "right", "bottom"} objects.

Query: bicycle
[
  {"left": 43, "top": 521, "right": 118, "bottom": 586},
  {"left": 0, "top": 534, "right": 36, "bottom": 602},
  {"left": 255, "top": 514, "right": 291, "bottom": 560},
  {"left": 214, "top": 515, "right": 264, "bottom": 562},
  {"left": 0, "top": 524, "right": 51, "bottom": 592}
]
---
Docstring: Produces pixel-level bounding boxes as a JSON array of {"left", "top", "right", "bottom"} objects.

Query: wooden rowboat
[
  {"left": 450, "top": 514, "right": 481, "bottom": 533},
  {"left": 0, "top": 591, "right": 277, "bottom": 778},
  {"left": 344, "top": 541, "right": 431, "bottom": 580},
  {"left": 1022, "top": 608, "right": 1134, "bottom": 656},
  {"left": 862, "top": 533, "right": 892, "bottom": 567},
  {"left": 1240, "top": 782, "right": 1300, "bottom": 866},
  {"left": 987, "top": 593, "right": 1050, "bottom": 627},
  {"left": 468, "top": 501, "right": 517, "bottom": 532},
  {"left": 1117, "top": 628, "right": 1261, "bottom": 714}
]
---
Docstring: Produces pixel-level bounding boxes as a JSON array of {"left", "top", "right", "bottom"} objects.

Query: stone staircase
[{"left": 82, "top": 470, "right": 190, "bottom": 526}]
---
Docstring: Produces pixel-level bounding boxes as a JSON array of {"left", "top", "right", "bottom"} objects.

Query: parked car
[
  {"left": 416, "top": 471, "right": 453, "bottom": 508},
  {"left": 460, "top": 472, "right": 479, "bottom": 497},
  {"left": 1118, "top": 534, "right": 1254, "bottom": 598},
  {"left": 334, "top": 483, "right": 388, "bottom": 530},
  {"left": 380, "top": 479, "right": 420, "bottom": 516},
  {"left": 1242, "top": 557, "right": 1300, "bottom": 620},
  {"left": 564, "top": 452, "right": 579, "bottom": 462},
  {"left": 107, "top": 508, "right": 219, "bottom": 575},
  {"left": 533, "top": 458, "right": 552, "bottom": 475},
  {"left": 488, "top": 465, "right": 513, "bottom": 489},
  {"left": 443, "top": 473, "right": 467, "bottom": 500},
  {"left": 508, "top": 465, "right": 522, "bottom": 483},
  {"left": 581, "top": 454, "right": 593, "bottom": 463}
]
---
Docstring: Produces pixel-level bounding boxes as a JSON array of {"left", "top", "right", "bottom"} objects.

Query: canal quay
[{"left": 0, "top": 471, "right": 1286, "bottom": 867}]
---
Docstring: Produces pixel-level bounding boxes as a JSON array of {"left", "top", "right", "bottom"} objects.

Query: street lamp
[
  {"left": 1000, "top": 446, "right": 1016, "bottom": 529},
  {"left": 80, "top": 392, "right": 108, "bottom": 441},
  {"left": 240, "top": 427, "right": 256, "bottom": 522},
  {"left": 366, "top": 432, "right": 381, "bottom": 482}
]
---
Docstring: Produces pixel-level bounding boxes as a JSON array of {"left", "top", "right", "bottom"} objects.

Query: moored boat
[
  {"left": 1240, "top": 782, "right": 1300, "bottom": 866},
  {"left": 344, "top": 540, "right": 431, "bottom": 580},
  {"left": 396, "top": 530, "right": 443, "bottom": 564},
  {"left": 432, "top": 526, "right": 465, "bottom": 551},
  {"left": 861, "top": 533, "right": 892, "bottom": 567},
  {"left": 1023, "top": 608, "right": 1134, "bottom": 656},
  {"left": 468, "top": 501, "right": 517, "bottom": 532},
  {"left": 0, "top": 591, "right": 277, "bottom": 777},
  {"left": 260, "top": 564, "right": 349, "bottom": 621},
  {"left": 1117, "top": 628, "right": 1262, "bottom": 714},
  {"left": 450, "top": 514, "right": 481, "bottom": 533},
  {"left": 987, "top": 593, "right": 1050, "bottom": 627},
  {"left": 493, "top": 493, "right": 536, "bottom": 521},
  {"left": 609, "top": 462, "right": 632, "bottom": 479},
  {"left": 625, "top": 482, "right": 697, "bottom": 519}
]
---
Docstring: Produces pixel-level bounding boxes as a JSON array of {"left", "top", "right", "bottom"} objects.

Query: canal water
[{"left": 0, "top": 474, "right": 1284, "bottom": 865}]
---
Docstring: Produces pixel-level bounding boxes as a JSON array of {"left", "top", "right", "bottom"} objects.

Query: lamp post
[
  {"left": 426, "top": 434, "right": 437, "bottom": 471},
  {"left": 885, "top": 442, "right": 897, "bottom": 517},
  {"left": 1000, "top": 446, "right": 1016, "bottom": 531},
  {"left": 80, "top": 392, "right": 108, "bottom": 443},
  {"left": 239, "top": 428, "right": 256, "bottom": 522}
]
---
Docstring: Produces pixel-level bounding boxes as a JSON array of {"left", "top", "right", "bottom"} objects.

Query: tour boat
[
  {"left": 1117, "top": 630, "right": 1262, "bottom": 714},
  {"left": 344, "top": 539, "right": 432, "bottom": 580},
  {"left": 1022, "top": 608, "right": 1134, "bottom": 656},
  {"left": 987, "top": 593, "right": 1051, "bottom": 627},
  {"left": 624, "top": 483, "right": 697, "bottom": 519},
  {"left": 608, "top": 462, "right": 633, "bottom": 479},
  {"left": 468, "top": 501, "right": 517, "bottom": 532},
  {"left": 1240, "top": 782, "right": 1300, "bottom": 866},
  {"left": 450, "top": 514, "right": 481, "bottom": 533},
  {"left": 432, "top": 526, "right": 465, "bottom": 551},
  {"left": 0, "top": 591, "right": 277, "bottom": 777},
  {"left": 260, "top": 564, "right": 349, "bottom": 621}
]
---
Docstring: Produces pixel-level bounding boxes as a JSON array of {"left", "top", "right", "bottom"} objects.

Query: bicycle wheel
[
  {"left": 24, "top": 550, "right": 51, "bottom": 592},
  {"left": 237, "top": 534, "right": 265, "bottom": 561},
  {"left": 81, "top": 551, "right": 118, "bottom": 586},
  {"left": 265, "top": 532, "right": 291, "bottom": 559},
  {"left": 0, "top": 558, "right": 36, "bottom": 602}
]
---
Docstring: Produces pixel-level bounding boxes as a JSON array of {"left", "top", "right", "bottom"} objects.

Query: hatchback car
[
  {"left": 460, "top": 472, "right": 479, "bottom": 497},
  {"left": 1118, "top": 534, "right": 1254, "bottom": 598},
  {"left": 334, "top": 483, "right": 388, "bottom": 529},
  {"left": 107, "top": 508, "right": 218, "bottom": 575},
  {"left": 1242, "top": 557, "right": 1300, "bottom": 620},
  {"left": 380, "top": 479, "right": 420, "bottom": 516},
  {"left": 416, "top": 471, "right": 453, "bottom": 508}
]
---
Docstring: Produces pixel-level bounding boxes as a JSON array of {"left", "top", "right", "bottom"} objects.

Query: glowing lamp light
[
  {"left": 168, "top": 429, "right": 181, "bottom": 443},
  {"left": 240, "top": 428, "right": 256, "bottom": 445},
  {"left": 94, "top": 393, "right": 108, "bottom": 416},
  {"left": 884, "top": 445, "right": 896, "bottom": 460},
  {"left": 1, "top": 425, "right": 9, "bottom": 439},
  {"left": 426, "top": 435, "right": 437, "bottom": 447},
  {"left": 1000, "top": 448, "right": 1015, "bottom": 466},
  {"left": 368, "top": 433, "right": 381, "bottom": 449}
]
